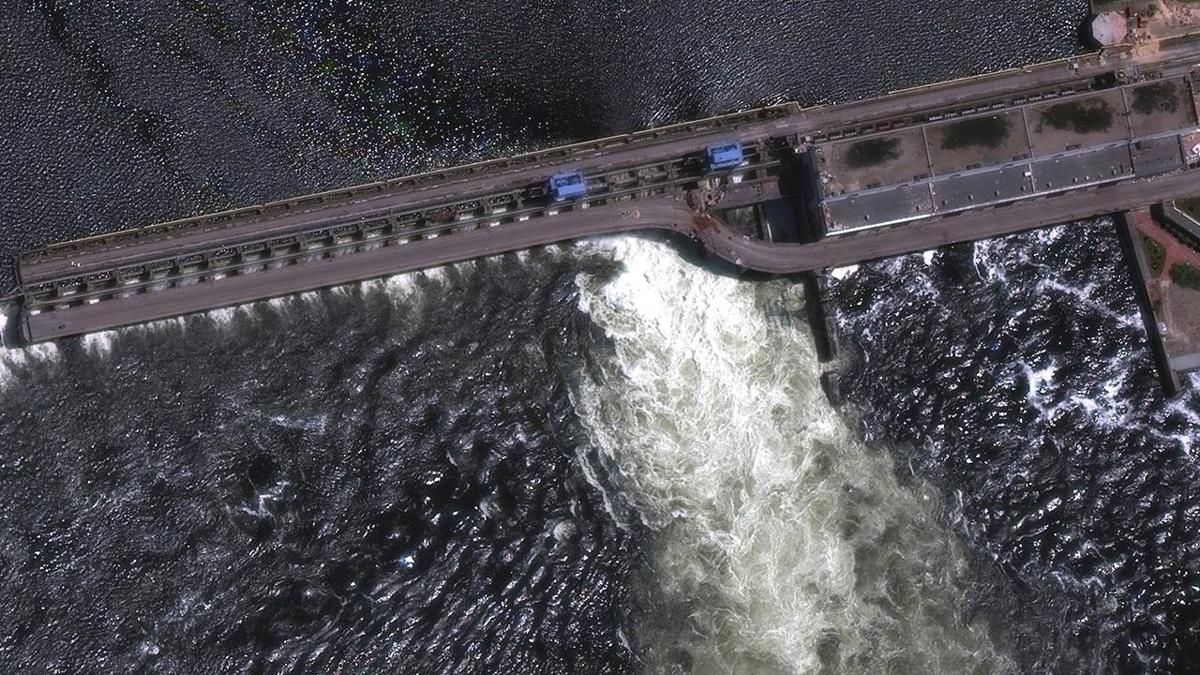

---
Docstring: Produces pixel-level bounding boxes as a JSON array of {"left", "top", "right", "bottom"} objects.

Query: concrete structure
[
  {"left": 814, "top": 75, "right": 1200, "bottom": 233},
  {"left": 1092, "top": 11, "right": 1131, "bottom": 47},
  {"left": 11, "top": 39, "right": 1200, "bottom": 397},
  {"left": 1124, "top": 206, "right": 1200, "bottom": 391}
]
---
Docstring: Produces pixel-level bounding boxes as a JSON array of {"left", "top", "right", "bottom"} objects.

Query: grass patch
[
  {"left": 845, "top": 138, "right": 901, "bottom": 169},
  {"left": 940, "top": 115, "right": 1012, "bottom": 150},
  {"left": 1143, "top": 234, "right": 1167, "bottom": 276},
  {"left": 1041, "top": 100, "right": 1114, "bottom": 134},
  {"left": 1131, "top": 82, "right": 1179, "bottom": 116},
  {"left": 1170, "top": 262, "right": 1200, "bottom": 289}
]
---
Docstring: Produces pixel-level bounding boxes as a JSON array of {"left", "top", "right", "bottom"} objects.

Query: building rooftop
[{"left": 814, "top": 76, "right": 1200, "bottom": 234}]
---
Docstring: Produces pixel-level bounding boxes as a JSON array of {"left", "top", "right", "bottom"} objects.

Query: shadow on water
[{"left": 1, "top": 303, "right": 21, "bottom": 349}]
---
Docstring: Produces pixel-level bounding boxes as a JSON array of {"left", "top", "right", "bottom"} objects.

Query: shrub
[
  {"left": 1041, "top": 100, "right": 1113, "bottom": 134},
  {"left": 940, "top": 116, "right": 1012, "bottom": 150},
  {"left": 1170, "top": 263, "right": 1200, "bottom": 289},
  {"left": 1142, "top": 235, "right": 1166, "bottom": 276},
  {"left": 1131, "top": 82, "right": 1179, "bottom": 116}
]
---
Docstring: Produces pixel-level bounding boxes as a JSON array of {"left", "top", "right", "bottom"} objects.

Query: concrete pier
[
  {"left": 1119, "top": 210, "right": 1183, "bottom": 395},
  {"left": 1124, "top": 204, "right": 1200, "bottom": 390}
]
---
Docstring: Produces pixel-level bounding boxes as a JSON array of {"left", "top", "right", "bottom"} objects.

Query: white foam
[
  {"left": 205, "top": 307, "right": 239, "bottom": 326},
  {"left": 382, "top": 273, "right": 421, "bottom": 298},
  {"left": 240, "top": 480, "right": 290, "bottom": 518},
  {"left": 0, "top": 341, "right": 61, "bottom": 390},
  {"left": 829, "top": 264, "right": 859, "bottom": 280},
  {"left": 80, "top": 330, "right": 117, "bottom": 356},
  {"left": 972, "top": 239, "right": 1009, "bottom": 284},
  {"left": 1027, "top": 361, "right": 1057, "bottom": 394},
  {"left": 571, "top": 236, "right": 1010, "bottom": 673},
  {"left": 268, "top": 412, "right": 328, "bottom": 434}
]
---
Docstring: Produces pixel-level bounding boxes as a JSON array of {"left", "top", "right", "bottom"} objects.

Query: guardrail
[{"left": 883, "top": 51, "right": 1107, "bottom": 99}]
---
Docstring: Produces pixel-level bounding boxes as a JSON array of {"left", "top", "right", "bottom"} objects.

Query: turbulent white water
[
  {"left": 0, "top": 341, "right": 58, "bottom": 389},
  {"left": 571, "top": 237, "right": 1012, "bottom": 674}
]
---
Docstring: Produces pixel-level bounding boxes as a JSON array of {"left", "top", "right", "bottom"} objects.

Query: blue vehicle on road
[
  {"left": 705, "top": 141, "right": 744, "bottom": 171},
  {"left": 547, "top": 171, "right": 588, "bottom": 202}
]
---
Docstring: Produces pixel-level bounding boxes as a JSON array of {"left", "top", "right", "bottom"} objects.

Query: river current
[{"left": 6, "top": 1, "right": 1196, "bottom": 673}]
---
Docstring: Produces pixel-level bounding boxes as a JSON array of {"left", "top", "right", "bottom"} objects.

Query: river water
[{"left": 8, "top": 1, "right": 1196, "bottom": 673}]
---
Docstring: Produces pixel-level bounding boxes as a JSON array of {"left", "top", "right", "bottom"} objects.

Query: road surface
[{"left": 26, "top": 168, "right": 1200, "bottom": 341}]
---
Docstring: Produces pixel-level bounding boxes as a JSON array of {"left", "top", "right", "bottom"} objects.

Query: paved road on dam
[
  {"left": 27, "top": 167, "right": 1200, "bottom": 341},
  {"left": 26, "top": 41, "right": 1196, "bottom": 287},
  {"left": 696, "top": 169, "right": 1200, "bottom": 272},
  {"left": 20, "top": 38, "right": 1200, "bottom": 342}
]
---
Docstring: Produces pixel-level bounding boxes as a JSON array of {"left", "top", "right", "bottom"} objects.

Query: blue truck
[
  {"left": 705, "top": 141, "right": 744, "bottom": 171},
  {"left": 547, "top": 171, "right": 588, "bottom": 202}
]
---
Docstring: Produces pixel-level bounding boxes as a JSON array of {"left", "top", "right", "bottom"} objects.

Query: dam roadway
[
  {"left": 23, "top": 168, "right": 1200, "bottom": 341},
  {"left": 14, "top": 41, "right": 1200, "bottom": 342},
  {"left": 19, "top": 43, "right": 1194, "bottom": 287}
]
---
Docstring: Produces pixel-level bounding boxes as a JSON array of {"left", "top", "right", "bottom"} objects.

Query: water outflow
[
  {"left": 831, "top": 221, "right": 1200, "bottom": 672},
  {"left": 0, "top": 0, "right": 1102, "bottom": 672},
  {"left": 570, "top": 237, "right": 1012, "bottom": 673},
  {"left": 0, "top": 237, "right": 1024, "bottom": 674}
]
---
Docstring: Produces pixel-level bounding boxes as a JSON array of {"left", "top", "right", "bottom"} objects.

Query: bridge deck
[
  {"left": 20, "top": 43, "right": 1141, "bottom": 277},
  {"left": 23, "top": 169, "right": 1200, "bottom": 342},
  {"left": 17, "top": 115, "right": 794, "bottom": 286},
  {"left": 15, "top": 41, "right": 1200, "bottom": 343}
]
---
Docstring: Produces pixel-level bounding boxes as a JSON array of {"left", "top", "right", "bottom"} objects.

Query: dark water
[
  {"left": 13, "top": 1, "right": 1184, "bottom": 673},
  {"left": 831, "top": 226, "right": 1200, "bottom": 672},
  {"left": 0, "top": 259, "right": 643, "bottom": 673}
]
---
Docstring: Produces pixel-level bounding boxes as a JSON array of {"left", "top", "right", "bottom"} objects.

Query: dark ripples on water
[
  {"left": 832, "top": 223, "right": 1200, "bottom": 673},
  {"left": 0, "top": 255, "right": 641, "bottom": 673}
]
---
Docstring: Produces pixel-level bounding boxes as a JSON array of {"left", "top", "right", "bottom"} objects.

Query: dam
[{"left": 11, "top": 31, "right": 1200, "bottom": 385}]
